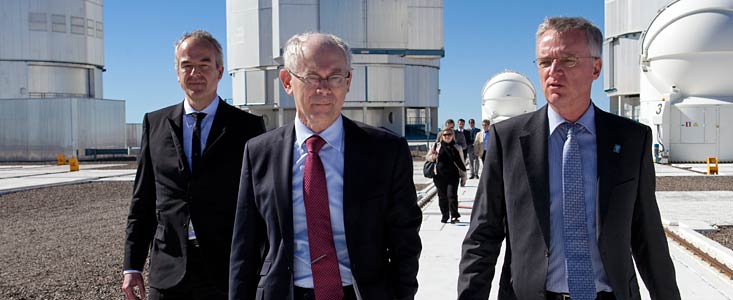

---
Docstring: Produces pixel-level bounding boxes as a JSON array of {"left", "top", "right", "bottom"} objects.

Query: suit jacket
[
  {"left": 229, "top": 116, "right": 422, "bottom": 300},
  {"left": 123, "top": 99, "right": 265, "bottom": 291},
  {"left": 457, "top": 105, "right": 680, "bottom": 300},
  {"left": 473, "top": 130, "right": 487, "bottom": 158},
  {"left": 468, "top": 128, "right": 481, "bottom": 151},
  {"left": 454, "top": 129, "right": 468, "bottom": 149}
]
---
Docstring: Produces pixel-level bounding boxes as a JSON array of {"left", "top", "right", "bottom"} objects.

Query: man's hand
[{"left": 122, "top": 272, "right": 146, "bottom": 300}]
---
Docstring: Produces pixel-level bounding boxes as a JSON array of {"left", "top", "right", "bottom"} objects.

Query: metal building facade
[
  {"left": 0, "top": 98, "right": 125, "bottom": 161},
  {"left": 0, "top": 0, "right": 126, "bottom": 161},
  {"left": 603, "top": 0, "right": 674, "bottom": 120},
  {"left": 226, "top": 0, "right": 444, "bottom": 137}
]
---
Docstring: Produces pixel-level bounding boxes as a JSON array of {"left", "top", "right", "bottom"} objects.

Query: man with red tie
[{"left": 229, "top": 32, "right": 422, "bottom": 300}]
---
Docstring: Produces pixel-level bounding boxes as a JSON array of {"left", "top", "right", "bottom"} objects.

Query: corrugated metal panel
[
  {"left": 408, "top": 0, "right": 443, "bottom": 50},
  {"left": 367, "top": 65, "right": 404, "bottom": 102},
  {"left": 226, "top": 0, "right": 274, "bottom": 69},
  {"left": 341, "top": 108, "right": 366, "bottom": 123},
  {"left": 28, "top": 64, "right": 90, "bottom": 97},
  {"left": 612, "top": 36, "right": 642, "bottom": 94},
  {"left": 0, "top": 0, "right": 104, "bottom": 99},
  {"left": 319, "top": 1, "right": 366, "bottom": 48},
  {"left": 404, "top": 64, "right": 439, "bottom": 107},
  {"left": 345, "top": 65, "right": 367, "bottom": 102},
  {"left": 0, "top": 62, "right": 27, "bottom": 98},
  {"left": 366, "top": 0, "right": 407, "bottom": 48},
  {"left": 0, "top": 98, "right": 125, "bottom": 161},
  {"left": 245, "top": 70, "right": 267, "bottom": 105},
  {"left": 126, "top": 123, "right": 142, "bottom": 148},
  {"left": 272, "top": 0, "right": 318, "bottom": 61},
  {"left": 0, "top": 0, "right": 104, "bottom": 65},
  {"left": 606, "top": 0, "right": 675, "bottom": 37}
]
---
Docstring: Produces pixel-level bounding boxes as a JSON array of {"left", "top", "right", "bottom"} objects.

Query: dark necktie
[
  {"left": 303, "top": 135, "right": 343, "bottom": 300},
  {"left": 190, "top": 112, "right": 206, "bottom": 174},
  {"left": 561, "top": 123, "right": 596, "bottom": 300}
]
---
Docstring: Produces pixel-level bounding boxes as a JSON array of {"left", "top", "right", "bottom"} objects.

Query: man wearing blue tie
[{"left": 457, "top": 17, "right": 680, "bottom": 300}]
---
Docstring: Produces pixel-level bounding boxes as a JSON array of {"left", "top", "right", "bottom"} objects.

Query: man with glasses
[
  {"left": 458, "top": 17, "right": 680, "bottom": 300},
  {"left": 229, "top": 32, "right": 422, "bottom": 300},
  {"left": 122, "top": 30, "right": 265, "bottom": 300}
]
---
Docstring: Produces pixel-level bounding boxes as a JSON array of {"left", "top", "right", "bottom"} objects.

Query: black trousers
[
  {"left": 149, "top": 241, "right": 227, "bottom": 300},
  {"left": 434, "top": 175, "right": 460, "bottom": 221}
]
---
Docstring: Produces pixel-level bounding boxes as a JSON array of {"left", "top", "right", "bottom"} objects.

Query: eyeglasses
[
  {"left": 534, "top": 56, "right": 599, "bottom": 69},
  {"left": 442, "top": 133, "right": 453, "bottom": 136},
  {"left": 288, "top": 70, "right": 350, "bottom": 89}
]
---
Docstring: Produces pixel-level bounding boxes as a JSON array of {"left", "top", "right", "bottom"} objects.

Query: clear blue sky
[{"left": 104, "top": 1, "right": 607, "bottom": 124}]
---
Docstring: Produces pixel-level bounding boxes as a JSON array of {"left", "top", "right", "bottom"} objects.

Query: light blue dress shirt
[
  {"left": 292, "top": 115, "right": 353, "bottom": 288},
  {"left": 183, "top": 96, "right": 218, "bottom": 171},
  {"left": 546, "top": 104, "right": 612, "bottom": 293}
]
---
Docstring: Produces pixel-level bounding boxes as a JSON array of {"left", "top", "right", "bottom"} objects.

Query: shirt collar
[
  {"left": 183, "top": 95, "right": 219, "bottom": 117},
  {"left": 547, "top": 101, "right": 596, "bottom": 137},
  {"left": 294, "top": 115, "right": 344, "bottom": 153}
]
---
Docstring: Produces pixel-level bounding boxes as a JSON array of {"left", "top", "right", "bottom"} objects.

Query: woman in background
[{"left": 426, "top": 128, "right": 467, "bottom": 223}]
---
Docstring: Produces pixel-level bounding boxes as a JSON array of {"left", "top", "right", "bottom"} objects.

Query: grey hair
[
  {"left": 282, "top": 32, "right": 352, "bottom": 73},
  {"left": 536, "top": 17, "right": 603, "bottom": 57},
  {"left": 174, "top": 30, "right": 224, "bottom": 70}
]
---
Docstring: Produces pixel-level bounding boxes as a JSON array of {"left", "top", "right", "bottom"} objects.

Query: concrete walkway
[{"left": 0, "top": 164, "right": 135, "bottom": 195}]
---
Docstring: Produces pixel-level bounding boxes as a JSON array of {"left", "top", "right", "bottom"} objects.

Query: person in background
[
  {"left": 467, "top": 118, "right": 482, "bottom": 179},
  {"left": 426, "top": 127, "right": 467, "bottom": 224},
  {"left": 444, "top": 119, "right": 468, "bottom": 154},
  {"left": 457, "top": 118, "right": 472, "bottom": 163},
  {"left": 458, "top": 17, "right": 680, "bottom": 300},
  {"left": 229, "top": 32, "right": 422, "bottom": 300},
  {"left": 472, "top": 119, "right": 491, "bottom": 166},
  {"left": 122, "top": 30, "right": 265, "bottom": 300}
]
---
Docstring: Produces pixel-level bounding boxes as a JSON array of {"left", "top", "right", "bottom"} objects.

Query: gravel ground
[
  {"left": 0, "top": 168, "right": 731, "bottom": 299},
  {"left": 0, "top": 181, "right": 131, "bottom": 300},
  {"left": 703, "top": 226, "right": 733, "bottom": 250}
]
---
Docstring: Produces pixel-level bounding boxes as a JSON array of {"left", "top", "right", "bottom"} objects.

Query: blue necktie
[{"left": 562, "top": 123, "right": 596, "bottom": 300}]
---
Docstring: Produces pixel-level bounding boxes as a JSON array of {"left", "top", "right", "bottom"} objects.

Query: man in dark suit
[
  {"left": 122, "top": 30, "right": 265, "bottom": 300},
  {"left": 458, "top": 119, "right": 473, "bottom": 165},
  {"left": 229, "top": 32, "right": 422, "bottom": 300},
  {"left": 467, "top": 119, "right": 482, "bottom": 179},
  {"left": 457, "top": 17, "right": 680, "bottom": 300}
]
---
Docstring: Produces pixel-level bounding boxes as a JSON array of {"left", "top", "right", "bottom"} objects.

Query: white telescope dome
[
  {"left": 641, "top": 0, "right": 733, "bottom": 97},
  {"left": 481, "top": 71, "right": 536, "bottom": 123}
]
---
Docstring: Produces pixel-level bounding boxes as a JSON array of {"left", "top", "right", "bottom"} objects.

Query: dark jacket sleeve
[
  {"left": 457, "top": 124, "right": 506, "bottom": 299},
  {"left": 123, "top": 113, "right": 157, "bottom": 271},
  {"left": 229, "top": 143, "right": 266, "bottom": 300},
  {"left": 387, "top": 138, "right": 423, "bottom": 299},
  {"left": 630, "top": 127, "right": 681, "bottom": 299}
]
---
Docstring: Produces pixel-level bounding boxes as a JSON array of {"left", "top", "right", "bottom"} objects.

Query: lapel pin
[{"left": 613, "top": 144, "right": 621, "bottom": 154}]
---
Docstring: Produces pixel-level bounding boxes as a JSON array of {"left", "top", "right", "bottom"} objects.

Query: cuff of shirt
[{"left": 123, "top": 270, "right": 142, "bottom": 274}]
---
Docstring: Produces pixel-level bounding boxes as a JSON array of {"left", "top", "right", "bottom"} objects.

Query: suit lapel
[
  {"left": 519, "top": 106, "right": 551, "bottom": 247},
  {"left": 275, "top": 124, "right": 296, "bottom": 266},
  {"left": 341, "top": 117, "right": 367, "bottom": 247},
  {"left": 594, "top": 107, "right": 620, "bottom": 235},
  {"left": 203, "top": 98, "right": 227, "bottom": 157},
  {"left": 166, "top": 103, "right": 190, "bottom": 177}
]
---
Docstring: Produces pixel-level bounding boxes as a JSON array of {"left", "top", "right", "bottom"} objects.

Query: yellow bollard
[
  {"left": 69, "top": 157, "right": 79, "bottom": 172},
  {"left": 707, "top": 157, "right": 718, "bottom": 175},
  {"left": 56, "top": 154, "right": 67, "bottom": 165}
]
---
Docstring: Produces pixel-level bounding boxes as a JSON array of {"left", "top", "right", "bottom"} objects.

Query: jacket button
[{"left": 545, "top": 250, "right": 549, "bottom": 257}]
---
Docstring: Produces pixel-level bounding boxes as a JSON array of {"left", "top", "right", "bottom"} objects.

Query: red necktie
[{"left": 303, "top": 135, "right": 343, "bottom": 300}]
